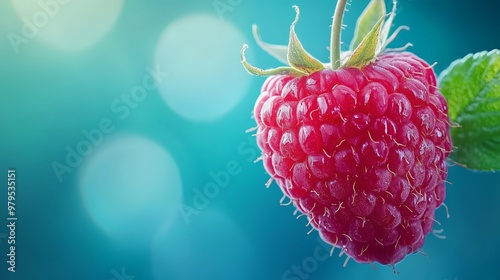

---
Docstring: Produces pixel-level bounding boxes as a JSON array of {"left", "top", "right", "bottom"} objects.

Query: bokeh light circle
[
  {"left": 79, "top": 134, "right": 183, "bottom": 246},
  {"left": 154, "top": 14, "right": 251, "bottom": 122},
  {"left": 151, "top": 210, "right": 255, "bottom": 280},
  {"left": 11, "top": 0, "right": 123, "bottom": 52}
]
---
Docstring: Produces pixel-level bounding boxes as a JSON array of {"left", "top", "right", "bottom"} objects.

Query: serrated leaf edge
[{"left": 438, "top": 49, "right": 500, "bottom": 171}]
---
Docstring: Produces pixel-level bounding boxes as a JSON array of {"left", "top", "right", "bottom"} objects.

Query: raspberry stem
[{"left": 331, "top": 0, "right": 348, "bottom": 69}]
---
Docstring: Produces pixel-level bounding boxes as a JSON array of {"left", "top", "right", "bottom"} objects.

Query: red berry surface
[{"left": 254, "top": 52, "right": 452, "bottom": 265}]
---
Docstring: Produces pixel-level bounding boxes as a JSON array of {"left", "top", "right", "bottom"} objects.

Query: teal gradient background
[{"left": 1, "top": 0, "right": 499, "bottom": 279}]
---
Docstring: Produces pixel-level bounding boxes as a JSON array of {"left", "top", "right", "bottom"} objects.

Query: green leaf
[
  {"left": 252, "top": 24, "right": 288, "bottom": 65},
  {"left": 343, "top": 14, "right": 386, "bottom": 68},
  {"left": 287, "top": 6, "right": 325, "bottom": 74},
  {"left": 350, "top": 0, "right": 386, "bottom": 51},
  {"left": 240, "top": 44, "right": 305, "bottom": 77},
  {"left": 438, "top": 49, "right": 500, "bottom": 171}
]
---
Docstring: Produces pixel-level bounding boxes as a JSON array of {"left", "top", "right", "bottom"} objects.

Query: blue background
[{"left": 1, "top": 0, "right": 500, "bottom": 279}]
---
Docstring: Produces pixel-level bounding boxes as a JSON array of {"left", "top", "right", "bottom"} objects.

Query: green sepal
[
  {"left": 438, "top": 49, "right": 500, "bottom": 171},
  {"left": 344, "top": 1, "right": 406, "bottom": 68},
  {"left": 344, "top": 14, "right": 386, "bottom": 68},
  {"left": 287, "top": 6, "right": 325, "bottom": 74},
  {"left": 377, "top": 0, "right": 399, "bottom": 54},
  {"left": 252, "top": 24, "right": 288, "bottom": 65},
  {"left": 241, "top": 1, "right": 406, "bottom": 77},
  {"left": 240, "top": 44, "right": 306, "bottom": 77},
  {"left": 350, "top": 0, "right": 386, "bottom": 51}
]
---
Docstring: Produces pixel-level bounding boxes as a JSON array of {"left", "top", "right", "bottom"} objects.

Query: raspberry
[
  {"left": 254, "top": 52, "right": 451, "bottom": 265},
  {"left": 241, "top": 1, "right": 452, "bottom": 266}
]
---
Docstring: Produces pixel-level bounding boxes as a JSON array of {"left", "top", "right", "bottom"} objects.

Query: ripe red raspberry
[
  {"left": 254, "top": 51, "right": 451, "bottom": 265},
  {"left": 241, "top": 1, "right": 452, "bottom": 266}
]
